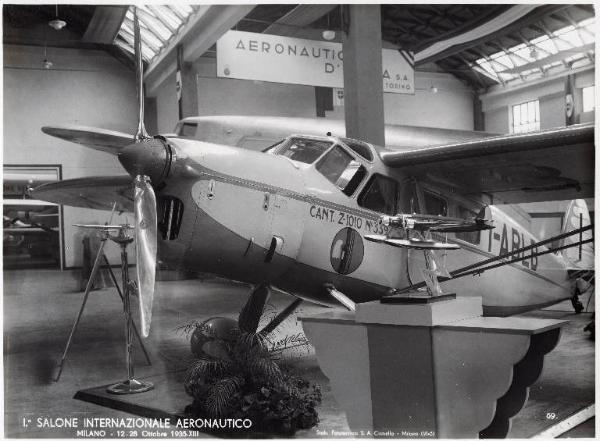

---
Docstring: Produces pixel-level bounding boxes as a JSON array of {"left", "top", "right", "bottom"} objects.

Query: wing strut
[{"left": 394, "top": 224, "right": 593, "bottom": 294}]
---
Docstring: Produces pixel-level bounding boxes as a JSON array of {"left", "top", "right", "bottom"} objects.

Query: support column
[
  {"left": 565, "top": 73, "right": 576, "bottom": 126},
  {"left": 176, "top": 44, "right": 199, "bottom": 119},
  {"left": 473, "top": 93, "right": 485, "bottom": 131},
  {"left": 144, "top": 96, "right": 158, "bottom": 135},
  {"left": 342, "top": 5, "right": 385, "bottom": 146}
]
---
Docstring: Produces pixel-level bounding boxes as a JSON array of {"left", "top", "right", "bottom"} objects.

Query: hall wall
[
  {"left": 150, "top": 57, "right": 475, "bottom": 134},
  {"left": 3, "top": 44, "right": 137, "bottom": 268},
  {"left": 481, "top": 67, "right": 594, "bottom": 134}
]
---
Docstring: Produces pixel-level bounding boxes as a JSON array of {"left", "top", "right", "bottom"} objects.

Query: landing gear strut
[
  {"left": 571, "top": 296, "right": 584, "bottom": 314},
  {"left": 238, "top": 283, "right": 270, "bottom": 333},
  {"left": 584, "top": 314, "right": 595, "bottom": 340},
  {"left": 238, "top": 284, "right": 303, "bottom": 336}
]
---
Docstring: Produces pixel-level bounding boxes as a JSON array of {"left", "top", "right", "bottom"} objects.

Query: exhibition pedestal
[{"left": 300, "top": 296, "right": 566, "bottom": 438}]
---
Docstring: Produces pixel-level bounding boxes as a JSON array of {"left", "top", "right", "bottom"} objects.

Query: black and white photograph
[{"left": 2, "top": 2, "right": 595, "bottom": 439}]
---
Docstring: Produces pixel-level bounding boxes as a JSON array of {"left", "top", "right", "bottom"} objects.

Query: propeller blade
[
  {"left": 133, "top": 7, "right": 149, "bottom": 142},
  {"left": 42, "top": 125, "right": 133, "bottom": 155},
  {"left": 134, "top": 175, "right": 157, "bottom": 337}
]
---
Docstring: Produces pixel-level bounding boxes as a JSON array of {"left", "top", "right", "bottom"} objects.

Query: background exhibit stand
[
  {"left": 55, "top": 226, "right": 153, "bottom": 394},
  {"left": 301, "top": 295, "right": 566, "bottom": 438}
]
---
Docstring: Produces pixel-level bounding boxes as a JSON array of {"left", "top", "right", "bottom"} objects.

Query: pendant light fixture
[
  {"left": 48, "top": 4, "right": 66, "bottom": 30},
  {"left": 321, "top": 9, "right": 336, "bottom": 41},
  {"left": 43, "top": 43, "right": 53, "bottom": 69}
]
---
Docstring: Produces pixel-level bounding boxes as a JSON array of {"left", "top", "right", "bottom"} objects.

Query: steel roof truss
[
  {"left": 486, "top": 42, "right": 526, "bottom": 81},
  {"left": 535, "top": 23, "right": 574, "bottom": 69}
]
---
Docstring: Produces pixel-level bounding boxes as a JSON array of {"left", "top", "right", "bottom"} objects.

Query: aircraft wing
[
  {"left": 42, "top": 125, "right": 133, "bottom": 155},
  {"left": 380, "top": 123, "right": 594, "bottom": 204},
  {"left": 31, "top": 176, "right": 133, "bottom": 212}
]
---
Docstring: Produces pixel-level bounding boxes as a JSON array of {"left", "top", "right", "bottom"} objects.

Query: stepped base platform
[{"left": 301, "top": 296, "right": 570, "bottom": 438}]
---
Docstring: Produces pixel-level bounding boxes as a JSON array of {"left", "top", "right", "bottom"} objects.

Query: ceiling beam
[
  {"left": 145, "top": 4, "right": 255, "bottom": 96},
  {"left": 412, "top": 5, "right": 511, "bottom": 53},
  {"left": 262, "top": 4, "right": 337, "bottom": 36},
  {"left": 533, "top": 22, "right": 573, "bottom": 68},
  {"left": 483, "top": 41, "right": 525, "bottom": 81},
  {"left": 573, "top": 4, "right": 594, "bottom": 15},
  {"left": 501, "top": 43, "right": 594, "bottom": 74},
  {"left": 437, "top": 57, "right": 486, "bottom": 91},
  {"left": 383, "top": 21, "right": 433, "bottom": 40},
  {"left": 415, "top": 4, "right": 569, "bottom": 66},
  {"left": 482, "top": 62, "right": 593, "bottom": 97},
  {"left": 82, "top": 6, "right": 127, "bottom": 44},
  {"left": 455, "top": 55, "right": 488, "bottom": 89}
]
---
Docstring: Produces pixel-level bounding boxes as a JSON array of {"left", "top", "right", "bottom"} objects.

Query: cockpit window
[
  {"left": 358, "top": 174, "right": 399, "bottom": 215},
  {"left": 176, "top": 122, "right": 198, "bottom": 138},
  {"left": 316, "top": 146, "right": 367, "bottom": 196},
  {"left": 273, "top": 137, "right": 333, "bottom": 164},
  {"left": 423, "top": 191, "right": 448, "bottom": 217},
  {"left": 400, "top": 180, "right": 420, "bottom": 214},
  {"left": 456, "top": 206, "right": 481, "bottom": 244},
  {"left": 262, "top": 139, "right": 285, "bottom": 153},
  {"left": 340, "top": 138, "right": 373, "bottom": 161}
]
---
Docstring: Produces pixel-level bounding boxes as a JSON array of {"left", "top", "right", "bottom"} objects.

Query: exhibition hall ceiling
[{"left": 2, "top": 3, "right": 595, "bottom": 90}]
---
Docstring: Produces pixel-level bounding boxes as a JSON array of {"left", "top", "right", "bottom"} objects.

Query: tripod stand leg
[
  {"left": 103, "top": 254, "right": 152, "bottom": 366},
  {"left": 54, "top": 238, "right": 108, "bottom": 382}
]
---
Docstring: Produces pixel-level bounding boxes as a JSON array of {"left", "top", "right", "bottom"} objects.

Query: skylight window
[
  {"left": 148, "top": 5, "right": 181, "bottom": 30},
  {"left": 115, "top": 5, "right": 198, "bottom": 63},
  {"left": 171, "top": 4, "right": 194, "bottom": 19},
  {"left": 473, "top": 16, "right": 595, "bottom": 85}
]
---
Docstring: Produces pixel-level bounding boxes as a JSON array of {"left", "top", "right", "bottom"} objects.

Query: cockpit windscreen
[{"left": 273, "top": 137, "right": 333, "bottom": 164}]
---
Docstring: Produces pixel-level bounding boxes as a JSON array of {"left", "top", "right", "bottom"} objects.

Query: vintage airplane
[{"left": 32, "top": 11, "right": 595, "bottom": 337}]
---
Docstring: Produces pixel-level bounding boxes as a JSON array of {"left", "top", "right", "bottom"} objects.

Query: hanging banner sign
[
  {"left": 333, "top": 88, "right": 345, "bottom": 106},
  {"left": 217, "top": 30, "right": 414, "bottom": 94}
]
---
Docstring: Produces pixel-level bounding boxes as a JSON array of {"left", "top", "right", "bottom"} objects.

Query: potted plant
[{"left": 183, "top": 317, "right": 321, "bottom": 436}]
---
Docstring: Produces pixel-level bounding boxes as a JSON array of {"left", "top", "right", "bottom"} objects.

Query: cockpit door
[
  {"left": 270, "top": 193, "right": 305, "bottom": 263},
  {"left": 263, "top": 164, "right": 306, "bottom": 279}
]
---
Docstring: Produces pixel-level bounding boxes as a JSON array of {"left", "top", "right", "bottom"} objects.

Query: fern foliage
[{"left": 183, "top": 319, "right": 322, "bottom": 435}]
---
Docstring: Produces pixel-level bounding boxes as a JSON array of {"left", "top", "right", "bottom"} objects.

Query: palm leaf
[
  {"left": 206, "top": 376, "right": 244, "bottom": 416},
  {"left": 247, "top": 354, "right": 283, "bottom": 382},
  {"left": 186, "top": 356, "right": 231, "bottom": 383},
  {"left": 236, "top": 331, "right": 270, "bottom": 351}
]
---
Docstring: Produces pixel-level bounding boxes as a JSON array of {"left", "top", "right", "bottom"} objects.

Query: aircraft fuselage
[{"left": 154, "top": 136, "right": 571, "bottom": 316}]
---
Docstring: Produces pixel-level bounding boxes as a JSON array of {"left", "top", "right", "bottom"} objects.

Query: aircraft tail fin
[{"left": 561, "top": 199, "right": 594, "bottom": 271}]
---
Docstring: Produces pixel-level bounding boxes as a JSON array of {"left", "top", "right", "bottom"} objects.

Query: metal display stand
[
  {"left": 55, "top": 226, "right": 152, "bottom": 394},
  {"left": 106, "top": 229, "right": 153, "bottom": 394}
]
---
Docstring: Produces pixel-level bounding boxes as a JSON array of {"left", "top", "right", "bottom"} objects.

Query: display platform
[{"left": 74, "top": 374, "right": 185, "bottom": 421}]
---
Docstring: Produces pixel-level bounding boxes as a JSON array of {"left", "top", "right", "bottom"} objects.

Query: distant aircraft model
[{"left": 32, "top": 10, "right": 594, "bottom": 336}]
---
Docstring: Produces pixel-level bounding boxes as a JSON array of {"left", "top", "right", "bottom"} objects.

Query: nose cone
[{"left": 119, "top": 138, "right": 171, "bottom": 185}]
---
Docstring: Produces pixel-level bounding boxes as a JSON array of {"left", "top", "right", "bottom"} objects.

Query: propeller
[
  {"left": 125, "top": 8, "right": 159, "bottom": 337},
  {"left": 35, "top": 8, "right": 168, "bottom": 337}
]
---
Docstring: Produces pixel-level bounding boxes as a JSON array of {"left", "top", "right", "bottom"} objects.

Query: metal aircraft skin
[{"left": 34, "top": 117, "right": 594, "bottom": 317}]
